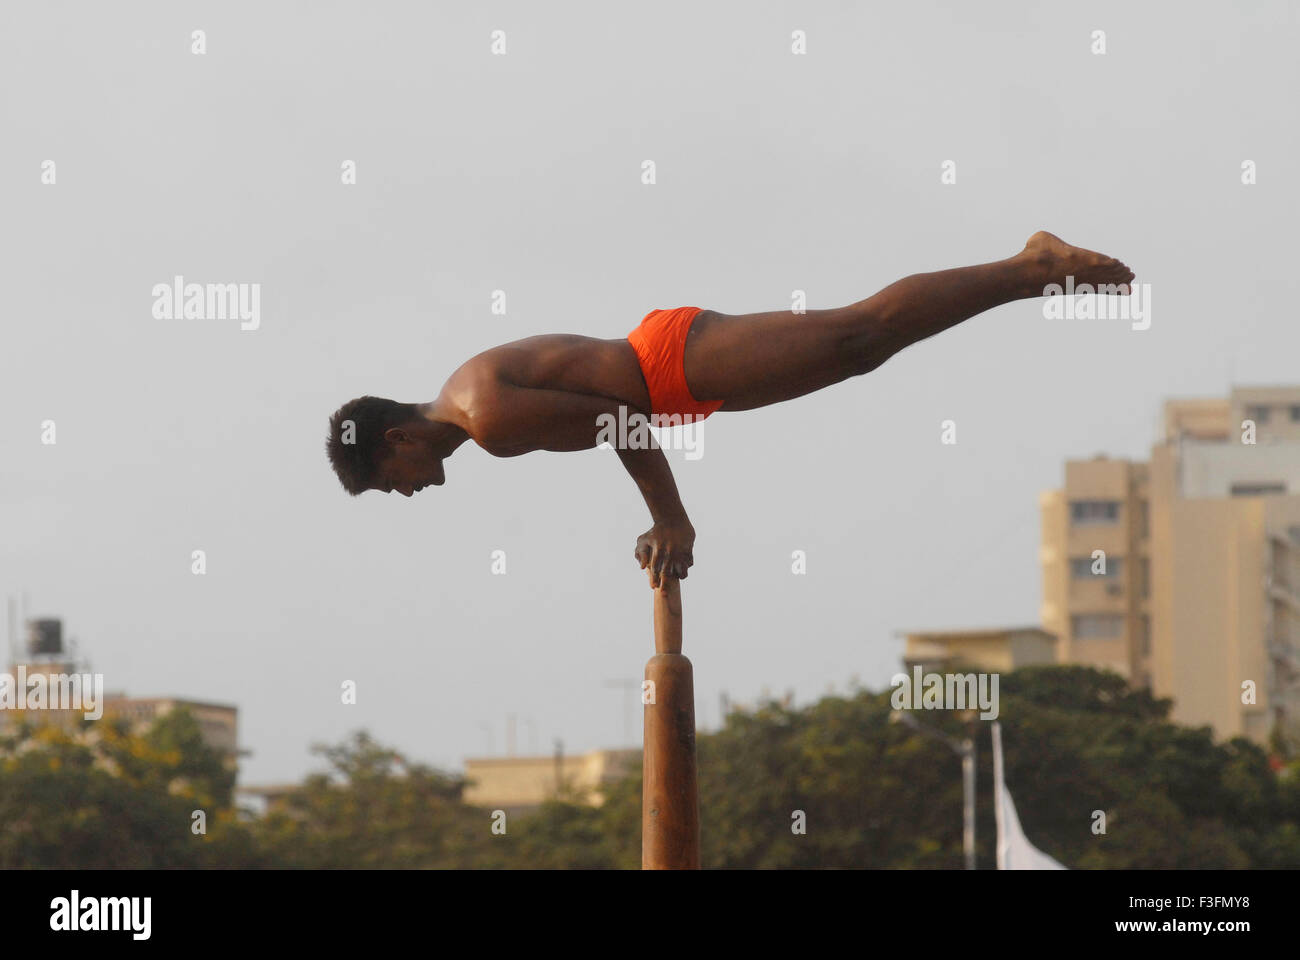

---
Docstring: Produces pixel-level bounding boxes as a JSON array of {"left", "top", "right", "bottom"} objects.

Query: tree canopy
[{"left": 2, "top": 666, "right": 1296, "bottom": 868}]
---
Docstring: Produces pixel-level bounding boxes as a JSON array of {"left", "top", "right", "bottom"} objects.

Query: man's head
[{"left": 326, "top": 396, "right": 448, "bottom": 496}]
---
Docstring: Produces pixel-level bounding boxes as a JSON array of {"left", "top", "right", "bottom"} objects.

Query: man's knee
[
  {"left": 838, "top": 332, "right": 886, "bottom": 377},
  {"left": 827, "top": 302, "right": 891, "bottom": 376}
]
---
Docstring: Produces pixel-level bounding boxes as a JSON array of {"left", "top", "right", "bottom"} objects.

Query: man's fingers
[{"left": 635, "top": 532, "right": 697, "bottom": 587}]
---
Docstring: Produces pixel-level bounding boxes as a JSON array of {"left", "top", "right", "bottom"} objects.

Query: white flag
[{"left": 992, "top": 721, "right": 1066, "bottom": 870}]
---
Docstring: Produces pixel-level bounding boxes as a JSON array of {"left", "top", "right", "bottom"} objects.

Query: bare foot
[{"left": 1021, "top": 230, "right": 1135, "bottom": 295}]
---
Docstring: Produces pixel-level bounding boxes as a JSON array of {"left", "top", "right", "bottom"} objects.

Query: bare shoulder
[{"left": 436, "top": 356, "right": 504, "bottom": 433}]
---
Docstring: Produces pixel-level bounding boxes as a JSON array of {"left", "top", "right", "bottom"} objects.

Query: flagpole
[
  {"left": 992, "top": 721, "right": 1007, "bottom": 870},
  {"left": 961, "top": 733, "right": 976, "bottom": 871}
]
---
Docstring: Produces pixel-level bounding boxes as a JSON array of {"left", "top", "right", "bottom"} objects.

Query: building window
[
  {"left": 1070, "top": 500, "right": 1120, "bottom": 525},
  {"left": 1272, "top": 600, "right": 1291, "bottom": 647},
  {"left": 1245, "top": 404, "right": 1272, "bottom": 424},
  {"left": 1070, "top": 556, "right": 1123, "bottom": 579},
  {"left": 1071, "top": 614, "right": 1124, "bottom": 639},
  {"left": 1291, "top": 405, "right": 1300, "bottom": 423},
  {"left": 1230, "top": 482, "right": 1286, "bottom": 497},
  {"left": 1135, "top": 616, "right": 1150, "bottom": 657}
]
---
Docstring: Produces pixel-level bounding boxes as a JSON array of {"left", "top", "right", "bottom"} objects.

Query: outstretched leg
[{"left": 684, "top": 232, "right": 1135, "bottom": 411}]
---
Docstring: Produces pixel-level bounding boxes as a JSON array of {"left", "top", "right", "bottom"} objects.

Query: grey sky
[{"left": 2, "top": 1, "right": 1297, "bottom": 783}]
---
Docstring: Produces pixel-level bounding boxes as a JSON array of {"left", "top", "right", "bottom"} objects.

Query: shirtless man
[{"left": 326, "top": 231, "right": 1134, "bottom": 589}]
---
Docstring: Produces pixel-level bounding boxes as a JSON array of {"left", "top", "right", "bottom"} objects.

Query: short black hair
[{"left": 326, "top": 396, "right": 418, "bottom": 495}]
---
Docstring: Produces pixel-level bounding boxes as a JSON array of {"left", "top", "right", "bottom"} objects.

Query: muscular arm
[
  {"left": 468, "top": 380, "right": 695, "bottom": 587},
  {"left": 616, "top": 445, "right": 696, "bottom": 587}
]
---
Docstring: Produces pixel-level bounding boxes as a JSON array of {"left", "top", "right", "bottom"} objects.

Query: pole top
[{"left": 653, "top": 576, "right": 683, "bottom": 655}]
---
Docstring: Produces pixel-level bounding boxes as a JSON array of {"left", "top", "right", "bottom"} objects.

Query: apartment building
[{"left": 1041, "top": 387, "right": 1300, "bottom": 746}]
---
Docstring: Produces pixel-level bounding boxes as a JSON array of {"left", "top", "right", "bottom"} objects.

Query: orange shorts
[{"left": 627, "top": 306, "right": 724, "bottom": 424}]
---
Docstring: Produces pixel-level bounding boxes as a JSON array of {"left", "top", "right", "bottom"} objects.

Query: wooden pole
[{"left": 642, "top": 577, "right": 700, "bottom": 869}]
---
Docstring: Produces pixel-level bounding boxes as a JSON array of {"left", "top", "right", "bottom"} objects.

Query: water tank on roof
[{"left": 26, "top": 619, "right": 63, "bottom": 656}]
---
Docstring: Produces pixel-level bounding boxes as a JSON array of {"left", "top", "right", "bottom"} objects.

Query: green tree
[
  {"left": 574, "top": 665, "right": 1300, "bottom": 868},
  {"left": 0, "top": 709, "right": 254, "bottom": 868},
  {"left": 252, "top": 731, "right": 501, "bottom": 868}
]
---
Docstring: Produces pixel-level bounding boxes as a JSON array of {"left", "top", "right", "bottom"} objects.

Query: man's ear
[{"left": 383, "top": 427, "right": 410, "bottom": 444}]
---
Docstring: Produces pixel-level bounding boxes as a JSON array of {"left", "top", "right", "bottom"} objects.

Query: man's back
[{"left": 448, "top": 334, "right": 650, "bottom": 414}]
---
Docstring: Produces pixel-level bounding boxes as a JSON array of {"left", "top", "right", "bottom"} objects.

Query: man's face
[{"left": 374, "top": 439, "right": 445, "bottom": 497}]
